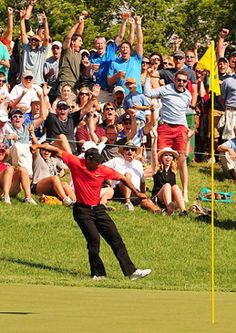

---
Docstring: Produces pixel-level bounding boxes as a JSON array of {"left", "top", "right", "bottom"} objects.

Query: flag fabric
[{"left": 197, "top": 42, "right": 221, "bottom": 96}]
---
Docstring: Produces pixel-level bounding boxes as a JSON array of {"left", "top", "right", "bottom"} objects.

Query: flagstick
[{"left": 210, "top": 41, "right": 215, "bottom": 325}]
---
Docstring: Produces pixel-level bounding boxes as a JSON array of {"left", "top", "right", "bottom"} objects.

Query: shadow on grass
[
  {"left": 195, "top": 216, "right": 236, "bottom": 230},
  {"left": 0, "top": 312, "right": 37, "bottom": 315},
  {"left": 198, "top": 167, "right": 226, "bottom": 182},
  {"left": 0, "top": 257, "right": 85, "bottom": 278}
]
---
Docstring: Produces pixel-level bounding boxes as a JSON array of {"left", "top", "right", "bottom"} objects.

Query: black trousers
[{"left": 73, "top": 202, "right": 136, "bottom": 277}]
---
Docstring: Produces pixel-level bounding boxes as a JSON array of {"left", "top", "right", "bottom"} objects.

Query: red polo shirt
[{"left": 62, "top": 151, "right": 121, "bottom": 205}]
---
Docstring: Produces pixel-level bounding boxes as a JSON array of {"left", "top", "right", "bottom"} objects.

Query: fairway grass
[{"left": 0, "top": 285, "right": 235, "bottom": 333}]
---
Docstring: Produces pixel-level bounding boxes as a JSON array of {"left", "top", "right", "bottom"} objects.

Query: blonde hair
[{"left": 155, "top": 158, "right": 177, "bottom": 174}]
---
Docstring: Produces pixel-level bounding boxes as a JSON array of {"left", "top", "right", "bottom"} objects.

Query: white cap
[{"left": 52, "top": 41, "right": 62, "bottom": 48}]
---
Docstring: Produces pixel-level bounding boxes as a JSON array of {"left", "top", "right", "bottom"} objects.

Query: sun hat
[
  {"left": 157, "top": 147, "right": 179, "bottom": 163},
  {"left": 118, "top": 140, "right": 141, "bottom": 155}
]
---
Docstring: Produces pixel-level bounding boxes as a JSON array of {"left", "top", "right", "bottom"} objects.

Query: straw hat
[
  {"left": 157, "top": 147, "right": 179, "bottom": 163},
  {"left": 118, "top": 141, "right": 141, "bottom": 156}
]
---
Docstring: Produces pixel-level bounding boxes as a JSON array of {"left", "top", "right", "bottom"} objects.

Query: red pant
[{"left": 157, "top": 124, "right": 188, "bottom": 154}]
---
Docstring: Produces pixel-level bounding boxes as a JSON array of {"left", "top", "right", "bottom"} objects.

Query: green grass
[{"left": 0, "top": 162, "right": 236, "bottom": 292}]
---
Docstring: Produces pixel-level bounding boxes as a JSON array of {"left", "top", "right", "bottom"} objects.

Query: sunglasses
[
  {"left": 123, "top": 121, "right": 131, "bottom": 125},
  {"left": 124, "top": 147, "right": 136, "bottom": 152},
  {"left": 177, "top": 78, "right": 187, "bottom": 83},
  {"left": 12, "top": 114, "right": 23, "bottom": 119},
  {"left": 0, "top": 149, "right": 6, "bottom": 153},
  {"left": 105, "top": 107, "right": 114, "bottom": 111},
  {"left": 24, "top": 76, "right": 33, "bottom": 80},
  {"left": 142, "top": 61, "right": 150, "bottom": 65},
  {"left": 0, "top": 79, "right": 6, "bottom": 83},
  {"left": 174, "top": 56, "right": 184, "bottom": 60},
  {"left": 58, "top": 107, "right": 68, "bottom": 111},
  {"left": 163, "top": 153, "right": 174, "bottom": 157},
  {"left": 31, "top": 38, "right": 40, "bottom": 42},
  {"left": 80, "top": 92, "right": 89, "bottom": 96}
]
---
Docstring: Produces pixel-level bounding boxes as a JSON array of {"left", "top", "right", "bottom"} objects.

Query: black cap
[
  {"left": 122, "top": 113, "right": 131, "bottom": 122},
  {"left": 10, "top": 109, "right": 24, "bottom": 117},
  {"left": 85, "top": 148, "right": 102, "bottom": 163},
  {"left": 57, "top": 100, "right": 69, "bottom": 109}
]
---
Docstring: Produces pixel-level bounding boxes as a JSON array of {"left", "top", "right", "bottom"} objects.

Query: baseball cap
[
  {"left": 10, "top": 109, "right": 24, "bottom": 117},
  {"left": 56, "top": 100, "right": 69, "bottom": 109},
  {"left": 22, "top": 70, "right": 34, "bottom": 79},
  {"left": 0, "top": 142, "right": 7, "bottom": 151},
  {"left": 31, "top": 34, "right": 42, "bottom": 42},
  {"left": 113, "top": 86, "right": 125, "bottom": 94},
  {"left": 84, "top": 148, "right": 102, "bottom": 163},
  {"left": 52, "top": 41, "right": 62, "bottom": 48},
  {"left": 81, "top": 141, "right": 98, "bottom": 152},
  {"left": 125, "top": 77, "right": 136, "bottom": 85},
  {"left": 173, "top": 50, "right": 185, "bottom": 58},
  {"left": 218, "top": 57, "right": 229, "bottom": 63},
  {"left": 122, "top": 113, "right": 131, "bottom": 122},
  {"left": 0, "top": 110, "right": 9, "bottom": 122},
  {"left": 80, "top": 49, "right": 90, "bottom": 56}
]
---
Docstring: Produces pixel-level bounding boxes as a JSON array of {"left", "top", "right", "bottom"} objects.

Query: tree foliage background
[{"left": 0, "top": 0, "right": 235, "bottom": 56}]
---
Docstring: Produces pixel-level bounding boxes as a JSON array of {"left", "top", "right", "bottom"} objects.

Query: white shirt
[
  {"left": 9, "top": 83, "right": 42, "bottom": 113},
  {"left": 104, "top": 156, "right": 145, "bottom": 190}
]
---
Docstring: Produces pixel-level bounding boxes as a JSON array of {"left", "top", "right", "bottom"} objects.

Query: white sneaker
[
  {"left": 63, "top": 196, "right": 73, "bottom": 207},
  {"left": 129, "top": 268, "right": 152, "bottom": 281},
  {"left": 2, "top": 195, "right": 11, "bottom": 204},
  {"left": 92, "top": 275, "right": 106, "bottom": 281},
  {"left": 125, "top": 201, "right": 134, "bottom": 211},
  {"left": 24, "top": 197, "right": 37, "bottom": 205}
]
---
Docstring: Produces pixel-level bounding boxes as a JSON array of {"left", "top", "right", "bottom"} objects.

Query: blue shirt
[
  {"left": 221, "top": 75, "right": 236, "bottom": 107},
  {"left": 107, "top": 51, "right": 142, "bottom": 94},
  {"left": 123, "top": 92, "right": 149, "bottom": 123},
  {"left": 90, "top": 42, "right": 119, "bottom": 89},
  {"left": 117, "top": 127, "right": 144, "bottom": 147},
  {"left": 144, "top": 77, "right": 191, "bottom": 127}
]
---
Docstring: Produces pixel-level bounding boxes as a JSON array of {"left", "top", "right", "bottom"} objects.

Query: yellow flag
[{"left": 197, "top": 42, "right": 221, "bottom": 96}]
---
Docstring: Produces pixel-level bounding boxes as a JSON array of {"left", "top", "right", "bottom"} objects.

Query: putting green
[{"left": 0, "top": 285, "right": 235, "bottom": 333}]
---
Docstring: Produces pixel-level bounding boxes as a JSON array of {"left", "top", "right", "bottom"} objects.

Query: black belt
[{"left": 76, "top": 202, "right": 102, "bottom": 210}]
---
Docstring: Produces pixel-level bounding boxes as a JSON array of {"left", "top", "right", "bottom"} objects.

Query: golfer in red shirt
[{"left": 32, "top": 144, "right": 152, "bottom": 281}]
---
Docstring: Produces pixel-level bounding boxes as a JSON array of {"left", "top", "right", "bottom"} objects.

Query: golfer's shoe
[
  {"left": 92, "top": 275, "right": 106, "bottom": 281},
  {"left": 24, "top": 197, "right": 37, "bottom": 205},
  {"left": 129, "top": 268, "right": 152, "bottom": 281}
]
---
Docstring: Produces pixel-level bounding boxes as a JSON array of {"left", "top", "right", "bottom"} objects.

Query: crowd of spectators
[{"left": 0, "top": 2, "right": 236, "bottom": 214}]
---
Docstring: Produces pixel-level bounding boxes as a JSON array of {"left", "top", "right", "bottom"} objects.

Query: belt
[
  {"left": 76, "top": 202, "right": 102, "bottom": 210},
  {"left": 226, "top": 106, "right": 236, "bottom": 111}
]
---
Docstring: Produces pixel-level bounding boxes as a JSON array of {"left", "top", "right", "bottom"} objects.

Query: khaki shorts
[{"left": 208, "top": 110, "right": 224, "bottom": 139}]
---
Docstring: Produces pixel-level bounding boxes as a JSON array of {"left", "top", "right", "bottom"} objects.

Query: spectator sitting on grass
[
  {"left": 0, "top": 142, "right": 36, "bottom": 205},
  {"left": 30, "top": 141, "right": 76, "bottom": 206},
  {"left": 104, "top": 140, "right": 161, "bottom": 213},
  {"left": 151, "top": 127, "right": 187, "bottom": 216}
]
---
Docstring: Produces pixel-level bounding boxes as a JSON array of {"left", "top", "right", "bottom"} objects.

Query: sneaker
[
  {"left": 2, "top": 195, "right": 11, "bottom": 204},
  {"left": 92, "top": 275, "right": 106, "bottom": 281},
  {"left": 129, "top": 268, "right": 152, "bottom": 281},
  {"left": 125, "top": 201, "right": 134, "bottom": 211},
  {"left": 179, "top": 210, "right": 188, "bottom": 217},
  {"left": 63, "top": 196, "right": 73, "bottom": 207},
  {"left": 24, "top": 197, "right": 37, "bottom": 205}
]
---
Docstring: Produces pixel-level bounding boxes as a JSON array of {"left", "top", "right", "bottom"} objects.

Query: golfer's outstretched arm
[{"left": 119, "top": 174, "right": 147, "bottom": 200}]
